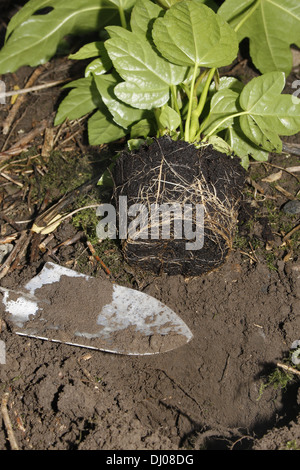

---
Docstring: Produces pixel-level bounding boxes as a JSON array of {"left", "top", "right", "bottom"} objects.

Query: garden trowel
[{"left": 0, "top": 262, "right": 193, "bottom": 355}]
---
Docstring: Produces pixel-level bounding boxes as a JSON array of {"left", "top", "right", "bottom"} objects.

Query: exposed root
[{"left": 113, "top": 137, "right": 245, "bottom": 275}]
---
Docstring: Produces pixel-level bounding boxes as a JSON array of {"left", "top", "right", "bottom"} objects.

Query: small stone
[
  {"left": 0, "top": 340, "right": 6, "bottom": 364},
  {"left": 282, "top": 200, "right": 300, "bottom": 215}
]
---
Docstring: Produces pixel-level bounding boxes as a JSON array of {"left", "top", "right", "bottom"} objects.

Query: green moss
[
  {"left": 257, "top": 365, "right": 295, "bottom": 401},
  {"left": 37, "top": 151, "right": 94, "bottom": 198},
  {"left": 233, "top": 231, "right": 249, "bottom": 251},
  {"left": 285, "top": 440, "right": 300, "bottom": 450},
  {"left": 265, "top": 251, "right": 278, "bottom": 272},
  {"left": 72, "top": 195, "right": 100, "bottom": 244}
]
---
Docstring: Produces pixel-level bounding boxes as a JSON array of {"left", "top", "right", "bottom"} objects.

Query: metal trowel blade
[{"left": 0, "top": 262, "right": 193, "bottom": 355}]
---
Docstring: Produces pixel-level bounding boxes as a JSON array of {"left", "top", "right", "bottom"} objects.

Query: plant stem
[
  {"left": 189, "top": 67, "right": 216, "bottom": 141},
  {"left": 234, "top": 0, "right": 260, "bottom": 33},
  {"left": 201, "top": 110, "right": 248, "bottom": 142},
  {"left": 170, "top": 85, "right": 184, "bottom": 137},
  {"left": 185, "top": 64, "right": 199, "bottom": 142},
  {"left": 154, "top": 108, "right": 163, "bottom": 136},
  {"left": 194, "top": 70, "right": 208, "bottom": 93},
  {"left": 196, "top": 68, "right": 215, "bottom": 117},
  {"left": 118, "top": 7, "right": 127, "bottom": 29},
  {"left": 194, "top": 116, "right": 209, "bottom": 141}
]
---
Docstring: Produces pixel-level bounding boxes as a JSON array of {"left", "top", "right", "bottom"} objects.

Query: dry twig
[
  {"left": 2, "top": 66, "right": 46, "bottom": 136},
  {"left": 87, "top": 240, "right": 112, "bottom": 276},
  {"left": 1, "top": 392, "right": 19, "bottom": 450},
  {"left": 277, "top": 362, "right": 300, "bottom": 377},
  {"left": 0, "top": 231, "right": 29, "bottom": 279},
  {"left": 282, "top": 142, "right": 300, "bottom": 157},
  {"left": 49, "top": 231, "right": 85, "bottom": 255},
  {"left": 283, "top": 223, "right": 300, "bottom": 242},
  {"left": 0, "top": 78, "right": 73, "bottom": 102},
  {"left": 0, "top": 120, "right": 47, "bottom": 162}
]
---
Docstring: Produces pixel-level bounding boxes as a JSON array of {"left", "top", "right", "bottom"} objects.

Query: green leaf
[
  {"left": 206, "top": 135, "right": 232, "bottom": 155},
  {"left": 54, "top": 77, "right": 101, "bottom": 125},
  {"left": 97, "top": 167, "right": 114, "bottom": 188},
  {"left": 69, "top": 42, "right": 103, "bottom": 60},
  {"left": 239, "top": 72, "right": 300, "bottom": 152},
  {"left": 0, "top": 0, "right": 121, "bottom": 74},
  {"left": 202, "top": 88, "right": 241, "bottom": 134},
  {"left": 5, "top": 0, "right": 53, "bottom": 39},
  {"left": 203, "top": 77, "right": 244, "bottom": 132},
  {"left": 84, "top": 43, "right": 112, "bottom": 77},
  {"left": 113, "top": 81, "right": 169, "bottom": 109},
  {"left": 107, "top": 0, "right": 137, "bottom": 8},
  {"left": 93, "top": 74, "right": 145, "bottom": 127},
  {"left": 156, "top": 0, "right": 183, "bottom": 8},
  {"left": 156, "top": 0, "right": 218, "bottom": 9},
  {"left": 105, "top": 26, "right": 187, "bottom": 86},
  {"left": 130, "top": 119, "right": 152, "bottom": 138},
  {"left": 105, "top": 26, "right": 187, "bottom": 109},
  {"left": 130, "top": 0, "right": 163, "bottom": 39},
  {"left": 218, "top": 0, "right": 300, "bottom": 75},
  {"left": 152, "top": 0, "right": 238, "bottom": 68},
  {"left": 209, "top": 76, "right": 244, "bottom": 94},
  {"left": 85, "top": 58, "right": 112, "bottom": 77},
  {"left": 97, "top": 152, "right": 121, "bottom": 188},
  {"left": 88, "top": 109, "right": 127, "bottom": 145},
  {"left": 62, "top": 78, "right": 93, "bottom": 89},
  {"left": 158, "top": 105, "right": 181, "bottom": 131},
  {"left": 203, "top": 72, "right": 300, "bottom": 155},
  {"left": 226, "top": 124, "right": 269, "bottom": 169}
]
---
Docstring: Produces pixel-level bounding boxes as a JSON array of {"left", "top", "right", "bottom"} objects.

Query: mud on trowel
[{"left": 0, "top": 262, "right": 193, "bottom": 355}]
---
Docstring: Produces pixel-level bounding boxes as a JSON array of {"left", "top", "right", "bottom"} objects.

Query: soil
[
  {"left": 114, "top": 138, "right": 246, "bottom": 276},
  {"left": 0, "top": 1, "right": 299, "bottom": 451}
]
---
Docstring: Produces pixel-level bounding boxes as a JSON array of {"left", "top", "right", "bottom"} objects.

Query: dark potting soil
[{"left": 113, "top": 137, "right": 246, "bottom": 276}]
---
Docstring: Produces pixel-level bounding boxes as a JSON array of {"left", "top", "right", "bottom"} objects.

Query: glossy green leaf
[
  {"left": 202, "top": 88, "right": 241, "bottom": 134},
  {"left": 0, "top": 0, "right": 122, "bottom": 73},
  {"left": 69, "top": 42, "right": 103, "bottom": 60},
  {"left": 209, "top": 76, "right": 244, "bottom": 94},
  {"left": 5, "top": 0, "right": 55, "bottom": 39},
  {"left": 105, "top": 26, "right": 187, "bottom": 86},
  {"left": 84, "top": 42, "right": 112, "bottom": 77},
  {"left": 156, "top": 0, "right": 183, "bottom": 8},
  {"left": 88, "top": 109, "right": 127, "bottom": 145},
  {"left": 105, "top": 26, "right": 187, "bottom": 109},
  {"left": 152, "top": 0, "right": 238, "bottom": 68},
  {"left": 130, "top": 119, "right": 152, "bottom": 138},
  {"left": 239, "top": 72, "right": 300, "bottom": 152},
  {"left": 206, "top": 135, "right": 232, "bottom": 155},
  {"left": 114, "top": 81, "right": 169, "bottom": 109},
  {"left": 158, "top": 105, "right": 181, "bottom": 131},
  {"left": 226, "top": 125, "right": 269, "bottom": 169},
  {"left": 62, "top": 78, "right": 93, "bottom": 90},
  {"left": 218, "top": 0, "right": 300, "bottom": 75},
  {"left": 130, "top": 0, "right": 163, "bottom": 38},
  {"left": 85, "top": 58, "right": 111, "bottom": 77},
  {"left": 156, "top": 0, "right": 218, "bottom": 9},
  {"left": 93, "top": 74, "right": 145, "bottom": 127},
  {"left": 54, "top": 77, "right": 101, "bottom": 125},
  {"left": 203, "top": 72, "right": 300, "bottom": 155},
  {"left": 107, "top": 0, "right": 137, "bottom": 8}
]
